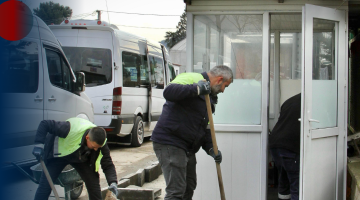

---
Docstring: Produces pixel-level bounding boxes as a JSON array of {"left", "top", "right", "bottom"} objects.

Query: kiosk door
[{"left": 300, "top": 4, "right": 347, "bottom": 200}]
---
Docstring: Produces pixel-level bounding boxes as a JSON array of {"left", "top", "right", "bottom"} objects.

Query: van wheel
[{"left": 131, "top": 116, "right": 144, "bottom": 147}]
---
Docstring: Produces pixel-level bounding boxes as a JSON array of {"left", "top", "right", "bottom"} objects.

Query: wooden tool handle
[
  {"left": 40, "top": 159, "right": 60, "bottom": 200},
  {"left": 204, "top": 94, "right": 226, "bottom": 200}
]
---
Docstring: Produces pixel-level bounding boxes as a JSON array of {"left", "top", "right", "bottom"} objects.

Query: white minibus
[
  {"left": 2, "top": 16, "right": 94, "bottom": 169},
  {"left": 50, "top": 19, "right": 176, "bottom": 147}
]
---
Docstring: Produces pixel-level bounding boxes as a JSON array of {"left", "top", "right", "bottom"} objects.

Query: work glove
[
  {"left": 209, "top": 148, "right": 222, "bottom": 163},
  {"left": 197, "top": 80, "right": 211, "bottom": 95},
  {"left": 108, "top": 182, "right": 118, "bottom": 197},
  {"left": 32, "top": 145, "right": 44, "bottom": 162}
]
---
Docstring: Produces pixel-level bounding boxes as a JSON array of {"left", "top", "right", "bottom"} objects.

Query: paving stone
[
  {"left": 120, "top": 172, "right": 137, "bottom": 185},
  {"left": 101, "top": 189, "right": 117, "bottom": 200},
  {"left": 101, "top": 179, "right": 130, "bottom": 199},
  {"left": 100, "top": 179, "right": 130, "bottom": 200},
  {"left": 145, "top": 162, "right": 162, "bottom": 182},
  {"left": 117, "top": 179, "right": 130, "bottom": 188},
  {"left": 136, "top": 168, "right": 145, "bottom": 187},
  {"left": 155, "top": 162, "right": 162, "bottom": 175},
  {"left": 153, "top": 188, "right": 162, "bottom": 198},
  {"left": 126, "top": 185, "right": 140, "bottom": 188},
  {"left": 118, "top": 187, "right": 162, "bottom": 200}
]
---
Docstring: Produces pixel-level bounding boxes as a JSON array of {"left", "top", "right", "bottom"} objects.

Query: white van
[
  {"left": 49, "top": 19, "right": 176, "bottom": 147},
  {"left": 1, "top": 16, "right": 94, "bottom": 169}
]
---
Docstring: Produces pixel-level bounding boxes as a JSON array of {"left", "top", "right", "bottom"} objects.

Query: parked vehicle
[
  {"left": 49, "top": 19, "right": 176, "bottom": 147},
  {"left": 1, "top": 16, "right": 94, "bottom": 169}
]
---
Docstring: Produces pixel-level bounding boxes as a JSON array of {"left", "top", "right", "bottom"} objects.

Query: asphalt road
[{"left": 2, "top": 138, "right": 165, "bottom": 200}]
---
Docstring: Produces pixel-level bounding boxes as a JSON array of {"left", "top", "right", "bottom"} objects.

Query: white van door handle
[
  {"left": 309, "top": 119, "right": 320, "bottom": 123},
  {"left": 34, "top": 95, "right": 43, "bottom": 102},
  {"left": 48, "top": 96, "right": 56, "bottom": 102}
]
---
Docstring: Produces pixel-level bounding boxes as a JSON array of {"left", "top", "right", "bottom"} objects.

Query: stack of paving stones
[{"left": 101, "top": 161, "right": 163, "bottom": 200}]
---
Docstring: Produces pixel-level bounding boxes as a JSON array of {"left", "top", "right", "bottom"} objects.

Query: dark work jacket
[
  {"left": 269, "top": 93, "right": 301, "bottom": 154},
  {"left": 151, "top": 72, "right": 217, "bottom": 155},
  {"left": 34, "top": 120, "right": 117, "bottom": 185}
]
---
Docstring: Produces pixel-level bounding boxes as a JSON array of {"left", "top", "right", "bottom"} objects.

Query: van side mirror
[{"left": 75, "top": 72, "right": 85, "bottom": 93}]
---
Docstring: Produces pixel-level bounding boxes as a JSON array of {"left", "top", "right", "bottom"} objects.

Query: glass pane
[
  {"left": 280, "top": 33, "right": 301, "bottom": 80},
  {"left": 270, "top": 14, "right": 302, "bottom": 115},
  {"left": 150, "top": 56, "right": 164, "bottom": 89},
  {"left": 62, "top": 47, "right": 112, "bottom": 87},
  {"left": 0, "top": 41, "right": 39, "bottom": 93},
  {"left": 122, "top": 51, "right": 149, "bottom": 87},
  {"left": 46, "top": 50, "right": 63, "bottom": 88},
  {"left": 280, "top": 33, "right": 302, "bottom": 105},
  {"left": 194, "top": 15, "right": 263, "bottom": 125},
  {"left": 312, "top": 18, "right": 337, "bottom": 129},
  {"left": 61, "top": 59, "right": 72, "bottom": 91},
  {"left": 140, "top": 56, "right": 149, "bottom": 85},
  {"left": 168, "top": 63, "right": 176, "bottom": 82}
]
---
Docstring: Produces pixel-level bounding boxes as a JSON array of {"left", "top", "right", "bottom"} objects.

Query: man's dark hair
[{"left": 88, "top": 127, "right": 107, "bottom": 146}]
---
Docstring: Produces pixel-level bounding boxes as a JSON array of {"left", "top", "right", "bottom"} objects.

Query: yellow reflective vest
[{"left": 53, "top": 118, "right": 104, "bottom": 172}]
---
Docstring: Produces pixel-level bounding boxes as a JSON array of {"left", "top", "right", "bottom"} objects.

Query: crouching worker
[{"left": 32, "top": 118, "right": 118, "bottom": 200}]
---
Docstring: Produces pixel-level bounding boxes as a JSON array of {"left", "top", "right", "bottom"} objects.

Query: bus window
[
  {"left": 149, "top": 56, "right": 164, "bottom": 89},
  {"left": 122, "top": 51, "right": 149, "bottom": 87},
  {"left": 62, "top": 47, "right": 112, "bottom": 87}
]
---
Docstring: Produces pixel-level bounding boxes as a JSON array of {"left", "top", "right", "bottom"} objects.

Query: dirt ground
[{"left": 76, "top": 138, "right": 166, "bottom": 200}]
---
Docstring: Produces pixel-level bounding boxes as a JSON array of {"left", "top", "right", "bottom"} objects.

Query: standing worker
[
  {"left": 151, "top": 65, "right": 233, "bottom": 200},
  {"left": 269, "top": 93, "right": 301, "bottom": 200},
  {"left": 32, "top": 118, "right": 119, "bottom": 200}
]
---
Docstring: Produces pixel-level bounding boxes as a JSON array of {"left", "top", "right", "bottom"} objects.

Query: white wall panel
[
  {"left": 232, "top": 133, "right": 261, "bottom": 199},
  {"left": 194, "top": 132, "right": 261, "bottom": 200}
]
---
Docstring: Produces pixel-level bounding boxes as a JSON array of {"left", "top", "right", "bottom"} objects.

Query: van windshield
[{"left": 62, "top": 47, "right": 112, "bottom": 87}]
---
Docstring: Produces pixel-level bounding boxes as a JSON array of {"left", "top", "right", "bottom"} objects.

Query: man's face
[
  {"left": 85, "top": 135, "right": 102, "bottom": 151},
  {"left": 211, "top": 77, "right": 232, "bottom": 95}
]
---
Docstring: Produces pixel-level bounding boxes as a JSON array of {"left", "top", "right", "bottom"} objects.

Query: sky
[{"left": 22, "top": 0, "right": 186, "bottom": 42}]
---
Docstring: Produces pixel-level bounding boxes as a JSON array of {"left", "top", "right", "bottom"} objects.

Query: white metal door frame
[
  {"left": 186, "top": 11, "right": 270, "bottom": 200},
  {"left": 300, "top": 4, "right": 347, "bottom": 200},
  {"left": 261, "top": 12, "right": 270, "bottom": 200}
]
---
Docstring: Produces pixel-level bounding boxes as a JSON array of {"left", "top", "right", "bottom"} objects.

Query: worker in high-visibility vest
[
  {"left": 32, "top": 118, "right": 118, "bottom": 200},
  {"left": 151, "top": 65, "right": 233, "bottom": 200}
]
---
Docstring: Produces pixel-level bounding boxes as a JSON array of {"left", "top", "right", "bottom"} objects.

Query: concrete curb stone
[
  {"left": 100, "top": 161, "right": 163, "bottom": 200},
  {"left": 118, "top": 187, "right": 161, "bottom": 200},
  {"left": 117, "top": 179, "right": 130, "bottom": 188},
  {"left": 145, "top": 161, "right": 162, "bottom": 182},
  {"left": 120, "top": 173, "right": 137, "bottom": 185},
  {"left": 136, "top": 169, "right": 145, "bottom": 187}
]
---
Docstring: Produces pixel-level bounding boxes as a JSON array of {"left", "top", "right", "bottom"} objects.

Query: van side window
[
  {"left": 1, "top": 41, "right": 39, "bottom": 93},
  {"left": 62, "top": 59, "right": 73, "bottom": 91},
  {"left": 149, "top": 56, "right": 164, "bottom": 89},
  {"left": 122, "top": 51, "right": 149, "bottom": 87},
  {"left": 168, "top": 63, "right": 176, "bottom": 82},
  {"left": 46, "top": 49, "right": 73, "bottom": 92}
]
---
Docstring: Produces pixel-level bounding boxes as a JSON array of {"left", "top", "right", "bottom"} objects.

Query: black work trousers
[
  {"left": 33, "top": 157, "right": 102, "bottom": 200},
  {"left": 153, "top": 142, "right": 197, "bottom": 200},
  {"left": 270, "top": 148, "right": 300, "bottom": 200}
]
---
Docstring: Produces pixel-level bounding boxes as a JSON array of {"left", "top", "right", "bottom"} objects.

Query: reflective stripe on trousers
[{"left": 278, "top": 193, "right": 291, "bottom": 200}]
